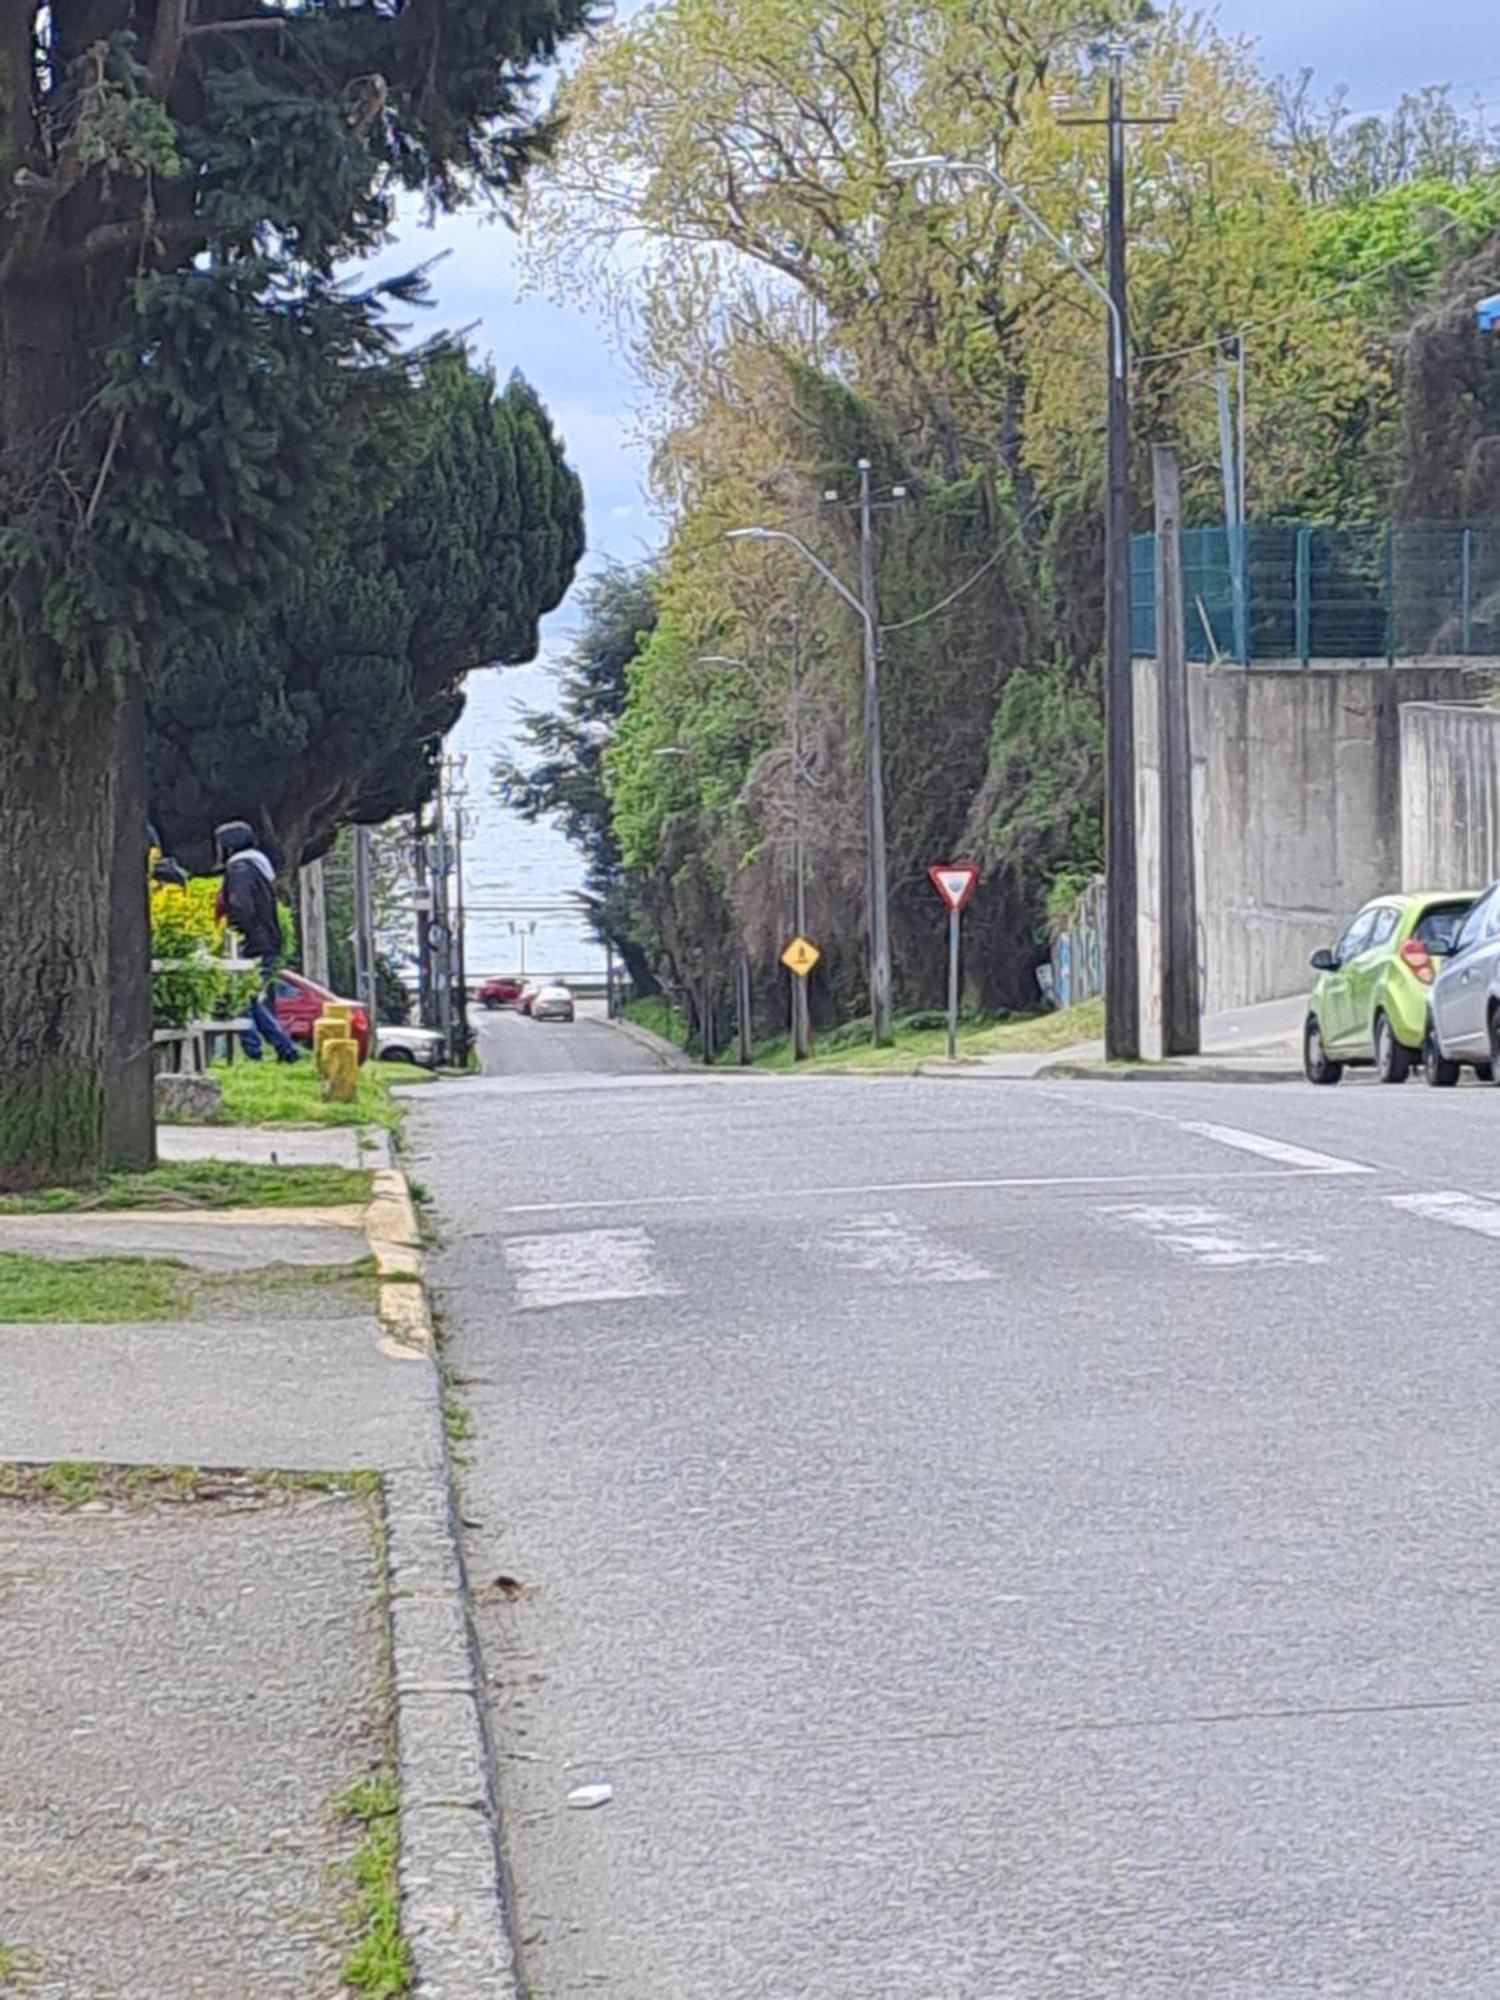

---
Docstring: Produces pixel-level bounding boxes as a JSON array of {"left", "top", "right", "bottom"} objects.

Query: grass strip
[
  {"left": 0, "top": 1160, "right": 373, "bottom": 1215},
  {"left": 339, "top": 1766, "right": 410, "bottom": 1997},
  {"left": 0, "top": 1253, "right": 196, "bottom": 1324},
  {"left": 0, "top": 1462, "right": 381, "bottom": 1508},
  {"left": 195, "top": 1060, "right": 403, "bottom": 1131}
]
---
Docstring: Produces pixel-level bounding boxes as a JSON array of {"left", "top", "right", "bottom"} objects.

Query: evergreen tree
[{"left": 0, "top": 0, "right": 590, "bottom": 1187}]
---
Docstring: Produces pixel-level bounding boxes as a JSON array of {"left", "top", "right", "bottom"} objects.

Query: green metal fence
[{"left": 1130, "top": 521, "right": 1500, "bottom": 664}]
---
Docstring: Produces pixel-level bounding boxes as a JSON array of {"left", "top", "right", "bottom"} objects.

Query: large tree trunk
[
  {"left": 103, "top": 697, "right": 157, "bottom": 1172},
  {"left": 0, "top": 686, "right": 121, "bottom": 1189}
]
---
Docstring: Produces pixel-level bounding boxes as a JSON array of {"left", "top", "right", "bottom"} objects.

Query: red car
[
  {"left": 271, "top": 970, "right": 372, "bottom": 1062},
  {"left": 478, "top": 976, "right": 523, "bottom": 1010}
]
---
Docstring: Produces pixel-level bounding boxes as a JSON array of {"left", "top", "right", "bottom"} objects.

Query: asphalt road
[
  {"left": 408, "top": 1045, "right": 1500, "bottom": 1998},
  {"left": 473, "top": 1000, "right": 667, "bottom": 1079}
]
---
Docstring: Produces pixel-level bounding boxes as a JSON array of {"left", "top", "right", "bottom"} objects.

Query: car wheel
[
  {"left": 1423, "top": 1023, "right": 1460, "bottom": 1088},
  {"left": 1486, "top": 1010, "right": 1500, "bottom": 1086},
  {"left": 1374, "top": 1013, "right": 1410, "bottom": 1084},
  {"left": 483, "top": 998, "right": 500, "bottom": 1012},
  {"left": 379, "top": 1047, "right": 415, "bottom": 1065},
  {"left": 1304, "top": 1014, "right": 1342, "bottom": 1085}
]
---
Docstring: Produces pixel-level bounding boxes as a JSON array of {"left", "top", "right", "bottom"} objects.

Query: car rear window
[{"left": 1414, "top": 904, "right": 1472, "bottom": 953}]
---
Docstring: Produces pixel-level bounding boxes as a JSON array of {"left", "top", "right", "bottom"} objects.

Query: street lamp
[
  {"left": 725, "top": 521, "right": 893, "bottom": 1045},
  {"left": 889, "top": 140, "right": 1139, "bottom": 1060}
]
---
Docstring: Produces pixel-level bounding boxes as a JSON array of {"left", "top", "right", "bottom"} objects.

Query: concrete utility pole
[
  {"left": 1152, "top": 445, "right": 1200, "bottom": 1055},
  {"left": 787, "top": 623, "right": 811, "bottom": 1061},
  {"left": 299, "top": 858, "right": 330, "bottom": 988},
  {"left": 856, "top": 458, "right": 895, "bottom": 1046},
  {"left": 352, "top": 826, "right": 377, "bottom": 1023}
]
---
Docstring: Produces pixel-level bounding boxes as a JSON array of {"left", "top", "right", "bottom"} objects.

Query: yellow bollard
[
  {"left": 321, "top": 1003, "right": 353, "bottom": 1029},
  {"left": 313, "top": 1018, "right": 346, "bottom": 1074},
  {"left": 322, "top": 1035, "right": 359, "bottom": 1103}
]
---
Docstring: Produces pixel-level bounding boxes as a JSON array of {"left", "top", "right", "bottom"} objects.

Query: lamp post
[
  {"left": 891, "top": 126, "right": 1143, "bottom": 1059},
  {"left": 725, "top": 525, "right": 893, "bottom": 1045}
]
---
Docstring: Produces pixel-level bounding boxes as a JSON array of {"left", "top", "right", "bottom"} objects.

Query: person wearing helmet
[{"left": 214, "top": 820, "right": 300, "bottom": 1063}]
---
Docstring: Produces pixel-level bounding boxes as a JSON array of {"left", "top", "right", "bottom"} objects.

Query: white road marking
[
  {"left": 500, "top": 1165, "right": 1341, "bottom": 1219},
  {"left": 1178, "top": 1121, "right": 1373, "bottom": 1177},
  {"left": 818, "top": 1212, "right": 993, "bottom": 1285},
  {"left": 1106, "top": 1203, "right": 1324, "bottom": 1270},
  {"left": 1387, "top": 1191, "right": 1500, "bottom": 1240},
  {"left": 503, "top": 1228, "right": 679, "bottom": 1311}
]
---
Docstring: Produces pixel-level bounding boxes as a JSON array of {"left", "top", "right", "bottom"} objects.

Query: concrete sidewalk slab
[
  {"left": 157, "top": 1124, "right": 388, "bottom": 1169},
  {"left": 0, "top": 1492, "right": 383, "bottom": 2000},
  {"left": 0, "top": 1210, "right": 370, "bottom": 1271},
  {"left": 0, "top": 1314, "right": 436, "bottom": 1471}
]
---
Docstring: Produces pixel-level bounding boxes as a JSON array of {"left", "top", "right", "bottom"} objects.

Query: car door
[
  {"left": 1346, "top": 903, "right": 1400, "bottom": 1050},
  {"left": 1322, "top": 906, "right": 1377, "bottom": 1053},
  {"left": 1433, "top": 887, "right": 1498, "bottom": 1056}
]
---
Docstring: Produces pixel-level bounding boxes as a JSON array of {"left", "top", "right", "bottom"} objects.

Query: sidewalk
[
  {"left": 941, "top": 990, "right": 1306, "bottom": 1083},
  {"left": 0, "top": 1123, "right": 506, "bottom": 1997}
]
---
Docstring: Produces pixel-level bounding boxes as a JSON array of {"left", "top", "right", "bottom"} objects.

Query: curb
[
  {"left": 600, "top": 1011, "right": 695, "bottom": 1070},
  {"left": 1035, "top": 1058, "right": 1302, "bottom": 1084},
  {"left": 363, "top": 1167, "right": 521, "bottom": 1998}
]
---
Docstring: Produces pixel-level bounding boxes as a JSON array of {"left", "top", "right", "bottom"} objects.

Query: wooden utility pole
[
  {"left": 299, "top": 858, "right": 330, "bottom": 987},
  {"left": 1152, "top": 444, "right": 1200, "bottom": 1055}
]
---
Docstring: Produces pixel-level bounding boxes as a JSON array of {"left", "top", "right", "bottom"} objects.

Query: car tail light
[
  {"left": 1399, "top": 939, "right": 1434, "bottom": 984},
  {"left": 351, "top": 1007, "right": 370, "bottom": 1038}
]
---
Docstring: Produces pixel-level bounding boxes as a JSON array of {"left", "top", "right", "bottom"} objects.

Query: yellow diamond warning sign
[{"left": 781, "top": 936, "right": 821, "bottom": 978}]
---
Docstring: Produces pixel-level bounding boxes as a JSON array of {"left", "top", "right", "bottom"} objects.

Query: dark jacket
[{"left": 220, "top": 849, "right": 283, "bottom": 961}]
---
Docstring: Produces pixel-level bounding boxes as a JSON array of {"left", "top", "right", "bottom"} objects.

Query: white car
[
  {"left": 376, "top": 1023, "right": 444, "bottom": 1068},
  {"left": 530, "top": 983, "right": 576, "bottom": 1023}
]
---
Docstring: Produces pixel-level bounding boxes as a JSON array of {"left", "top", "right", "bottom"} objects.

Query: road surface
[
  {"left": 473, "top": 1000, "right": 667, "bottom": 1079},
  {"left": 407, "top": 1042, "right": 1500, "bottom": 1997}
]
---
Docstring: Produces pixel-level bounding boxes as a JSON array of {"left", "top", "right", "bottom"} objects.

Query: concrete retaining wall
[
  {"left": 1134, "top": 658, "right": 1491, "bottom": 1021},
  {"left": 1400, "top": 702, "right": 1500, "bottom": 891}
]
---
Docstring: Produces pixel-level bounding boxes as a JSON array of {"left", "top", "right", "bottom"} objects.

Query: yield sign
[
  {"left": 928, "top": 863, "right": 979, "bottom": 913},
  {"left": 781, "top": 935, "right": 821, "bottom": 977}
]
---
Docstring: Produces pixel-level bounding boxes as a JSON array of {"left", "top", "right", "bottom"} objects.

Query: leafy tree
[
  {"left": 496, "top": 562, "right": 665, "bottom": 996},
  {"left": 148, "top": 348, "right": 584, "bottom": 875},
  {"left": 0, "top": 0, "right": 590, "bottom": 1187}
]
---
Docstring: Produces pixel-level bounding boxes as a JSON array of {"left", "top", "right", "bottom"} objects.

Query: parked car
[
  {"left": 1304, "top": 890, "right": 1476, "bottom": 1085},
  {"left": 478, "top": 976, "right": 523, "bottom": 1010},
  {"left": 516, "top": 978, "right": 545, "bottom": 1017},
  {"left": 271, "top": 971, "right": 372, "bottom": 1062},
  {"left": 376, "top": 1023, "right": 444, "bottom": 1068},
  {"left": 531, "top": 982, "right": 576, "bottom": 1023},
  {"left": 1423, "top": 879, "right": 1500, "bottom": 1085}
]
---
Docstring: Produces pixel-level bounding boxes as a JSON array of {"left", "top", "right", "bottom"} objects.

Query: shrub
[{"left": 150, "top": 876, "right": 227, "bottom": 1030}]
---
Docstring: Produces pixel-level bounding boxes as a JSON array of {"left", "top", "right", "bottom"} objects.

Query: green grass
[
  {"left": 187, "top": 1059, "right": 403, "bottom": 1130},
  {"left": 733, "top": 996, "right": 1106, "bottom": 1074},
  {"left": 0, "top": 1462, "right": 383, "bottom": 1508},
  {"left": 0, "top": 1253, "right": 196, "bottom": 1323},
  {"left": 0, "top": 1941, "right": 40, "bottom": 1990},
  {"left": 622, "top": 995, "right": 691, "bottom": 1050},
  {"left": 0, "top": 1160, "right": 373, "bottom": 1214},
  {"left": 339, "top": 1767, "right": 410, "bottom": 1997}
]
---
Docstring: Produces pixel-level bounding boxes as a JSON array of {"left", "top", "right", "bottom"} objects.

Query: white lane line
[
  {"left": 1388, "top": 1191, "right": 1500, "bottom": 1240},
  {"left": 1178, "top": 1121, "right": 1374, "bottom": 1177},
  {"left": 1105, "top": 1202, "right": 1325, "bottom": 1270},
  {"left": 817, "top": 1212, "right": 993, "bottom": 1286},
  {"left": 502, "top": 1227, "right": 679, "bottom": 1311},
  {"left": 499, "top": 1165, "right": 1342, "bottom": 1218}
]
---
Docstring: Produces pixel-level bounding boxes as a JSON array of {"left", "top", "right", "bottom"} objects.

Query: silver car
[
  {"left": 1425, "top": 880, "right": 1500, "bottom": 1085},
  {"left": 530, "top": 982, "right": 576, "bottom": 1023}
]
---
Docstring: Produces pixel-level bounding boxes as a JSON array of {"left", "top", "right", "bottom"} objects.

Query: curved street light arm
[{"left": 724, "top": 527, "right": 870, "bottom": 631}]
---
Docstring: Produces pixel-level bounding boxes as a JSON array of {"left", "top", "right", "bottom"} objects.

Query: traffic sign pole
[{"left": 946, "top": 905, "right": 960, "bottom": 1062}]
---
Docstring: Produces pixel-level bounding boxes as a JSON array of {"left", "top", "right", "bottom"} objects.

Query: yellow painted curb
[{"left": 365, "top": 1165, "right": 433, "bottom": 1351}]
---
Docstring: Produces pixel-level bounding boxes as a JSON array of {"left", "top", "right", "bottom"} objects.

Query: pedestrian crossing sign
[{"left": 781, "top": 936, "right": 820, "bottom": 978}]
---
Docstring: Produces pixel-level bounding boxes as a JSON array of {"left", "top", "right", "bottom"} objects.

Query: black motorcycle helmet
[{"left": 214, "top": 819, "right": 258, "bottom": 866}]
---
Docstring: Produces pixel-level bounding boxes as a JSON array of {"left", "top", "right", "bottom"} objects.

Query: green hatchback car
[{"left": 1305, "top": 891, "right": 1477, "bottom": 1084}]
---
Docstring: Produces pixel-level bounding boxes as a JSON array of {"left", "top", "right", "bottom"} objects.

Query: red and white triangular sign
[{"left": 928, "top": 862, "right": 979, "bottom": 912}]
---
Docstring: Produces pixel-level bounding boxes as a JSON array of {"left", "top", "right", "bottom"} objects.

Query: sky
[{"left": 375, "top": 1, "right": 1500, "bottom": 977}]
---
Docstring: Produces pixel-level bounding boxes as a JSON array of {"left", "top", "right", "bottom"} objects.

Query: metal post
[
  {"left": 1462, "top": 526, "right": 1474, "bottom": 655},
  {"left": 352, "top": 826, "right": 377, "bottom": 1024},
  {"left": 1104, "top": 47, "right": 1140, "bottom": 1060},
  {"left": 299, "top": 859, "right": 330, "bottom": 987},
  {"left": 789, "top": 627, "right": 810, "bottom": 1061},
  {"left": 1153, "top": 445, "right": 1201, "bottom": 1056},
  {"left": 857, "top": 457, "right": 895, "bottom": 1046},
  {"left": 946, "top": 906, "right": 960, "bottom": 1062},
  {"left": 1295, "top": 526, "right": 1311, "bottom": 666},
  {"left": 412, "top": 816, "right": 434, "bottom": 1030},
  {"left": 1215, "top": 345, "right": 1246, "bottom": 667},
  {"left": 1384, "top": 520, "right": 1397, "bottom": 665},
  {"left": 700, "top": 978, "right": 714, "bottom": 1066},
  {"left": 606, "top": 941, "right": 616, "bottom": 1019},
  {"left": 451, "top": 811, "right": 470, "bottom": 1069},
  {"left": 432, "top": 781, "right": 453, "bottom": 1064}
]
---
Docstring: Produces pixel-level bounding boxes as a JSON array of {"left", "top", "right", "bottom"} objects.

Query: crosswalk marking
[
  {"left": 503, "top": 1227, "right": 679, "bottom": 1311},
  {"left": 1178, "top": 1121, "right": 1373, "bottom": 1177},
  {"left": 1105, "top": 1202, "right": 1324, "bottom": 1269},
  {"left": 1387, "top": 1191, "right": 1500, "bottom": 1240},
  {"left": 817, "top": 1212, "right": 993, "bottom": 1285}
]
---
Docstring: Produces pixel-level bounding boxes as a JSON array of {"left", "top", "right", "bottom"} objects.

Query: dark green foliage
[{"left": 148, "top": 351, "right": 584, "bottom": 872}]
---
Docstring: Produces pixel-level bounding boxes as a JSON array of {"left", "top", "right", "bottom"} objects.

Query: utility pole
[
  {"left": 1152, "top": 445, "right": 1200, "bottom": 1055},
  {"left": 451, "top": 806, "right": 472, "bottom": 1068},
  {"left": 856, "top": 458, "right": 894, "bottom": 1046},
  {"left": 352, "top": 826, "right": 377, "bottom": 1024},
  {"left": 299, "top": 859, "right": 330, "bottom": 987},
  {"left": 412, "top": 814, "right": 434, "bottom": 1031},
  {"left": 788, "top": 622, "right": 810, "bottom": 1061}
]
